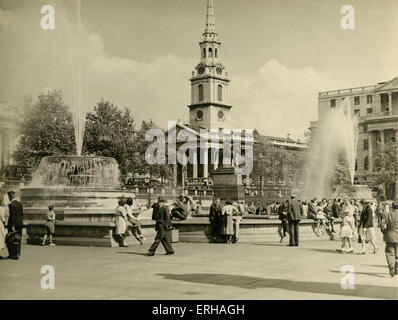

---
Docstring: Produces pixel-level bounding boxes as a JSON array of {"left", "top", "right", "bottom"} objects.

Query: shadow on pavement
[
  {"left": 116, "top": 252, "right": 147, "bottom": 256},
  {"left": 330, "top": 270, "right": 388, "bottom": 278},
  {"left": 157, "top": 273, "right": 397, "bottom": 299}
]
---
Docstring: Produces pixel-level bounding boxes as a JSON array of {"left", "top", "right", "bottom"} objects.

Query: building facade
[
  {"left": 311, "top": 77, "right": 398, "bottom": 199},
  {"left": 0, "top": 101, "right": 20, "bottom": 171}
]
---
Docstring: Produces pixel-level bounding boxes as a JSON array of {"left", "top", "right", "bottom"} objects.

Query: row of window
[
  {"left": 202, "top": 47, "right": 218, "bottom": 58},
  {"left": 330, "top": 95, "right": 372, "bottom": 107},
  {"left": 198, "top": 84, "right": 223, "bottom": 101}
]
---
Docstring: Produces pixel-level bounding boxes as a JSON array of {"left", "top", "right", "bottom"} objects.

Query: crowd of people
[{"left": 0, "top": 189, "right": 397, "bottom": 277}]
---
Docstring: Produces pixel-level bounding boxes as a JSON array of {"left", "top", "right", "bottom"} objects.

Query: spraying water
[
  {"left": 301, "top": 97, "right": 359, "bottom": 198},
  {"left": 62, "top": 0, "right": 88, "bottom": 156}
]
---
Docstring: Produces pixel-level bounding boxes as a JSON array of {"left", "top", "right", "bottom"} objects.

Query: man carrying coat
[
  {"left": 147, "top": 197, "right": 174, "bottom": 256},
  {"left": 288, "top": 195, "right": 301, "bottom": 247},
  {"left": 7, "top": 191, "right": 24, "bottom": 260}
]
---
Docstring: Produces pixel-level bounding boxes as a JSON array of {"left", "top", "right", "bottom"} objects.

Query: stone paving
[{"left": 0, "top": 234, "right": 396, "bottom": 300}]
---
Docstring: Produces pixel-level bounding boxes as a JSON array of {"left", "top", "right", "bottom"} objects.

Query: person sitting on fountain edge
[{"left": 171, "top": 195, "right": 188, "bottom": 221}]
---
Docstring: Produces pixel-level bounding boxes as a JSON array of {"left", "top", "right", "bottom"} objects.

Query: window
[
  {"left": 366, "top": 95, "right": 372, "bottom": 104},
  {"left": 354, "top": 96, "right": 360, "bottom": 105},
  {"left": 364, "top": 156, "right": 369, "bottom": 171},
  {"left": 215, "top": 48, "right": 218, "bottom": 58},
  {"left": 355, "top": 160, "right": 358, "bottom": 172},
  {"left": 367, "top": 108, "right": 373, "bottom": 114},
  {"left": 354, "top": 109, "right": 360, "bottom": 115},
  {"left": 363, "top": 139, "right": 368, "bottom": 151},
  {"left": 208, "top": 48, "right": 212, "bottom": 57},
  {"left": 198, "top": 84, "right": 203, "bottom": 101},
  {"left": 330, "top": 99, "right": 336, "bottom": 108},
  {"left": 217, "top": 84, "right": 222, "bottom": 101},
  {"left": 202, "top": 48, "right": 206, "bottom": 58}
]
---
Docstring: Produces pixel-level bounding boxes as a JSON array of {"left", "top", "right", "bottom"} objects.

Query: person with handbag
[{"left": 42, "top": 205, "right": 56, "bottom": 246}]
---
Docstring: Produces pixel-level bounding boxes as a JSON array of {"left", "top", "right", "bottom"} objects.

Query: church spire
[{"left": 204, "top": 0, "right": 216, "bottom": 34}]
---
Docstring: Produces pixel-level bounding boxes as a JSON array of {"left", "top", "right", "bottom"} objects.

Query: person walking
[
  {"left": 147, "top": 197, "right": 174, "bottom": 256},
  {"left": 6, "top": 191, "right": 24, "bottom": 260},
  {"left": 379, "top": 200, "right": 398, "bottom": 277},
  {"left": 359, "top": 200, "right": 378, "bottom": 254},
  {"left": 288, "top": 195, "right": 301, "bottom": 247},
  {"left": 209, "top": 198, "right": 222, "bottom": 241},
  {"left": 115, "top": 198, "right": 128, "bottom": 247},
  {"left": 42, "top": 205, "right": 56, "bottom": 246}
]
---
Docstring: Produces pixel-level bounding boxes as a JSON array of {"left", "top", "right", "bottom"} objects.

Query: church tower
[{"left": 188, "top": 0, "right": 232, "bottom": 131}]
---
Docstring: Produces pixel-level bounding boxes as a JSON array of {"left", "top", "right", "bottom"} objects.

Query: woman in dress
[
  {"left": 337, "top": 199, "right": 357, "bottom": 253},
  {"left": 221, "top": 200, "right": 238, "bottom": 244},
  {"left": 314, "top": 201, "right": 329, "bottom": 235},
  {"left": 0, "top": 195, "right": 10, "bottom": 257},
  {"left": 124, "top": 197, "right": 145, "bottom": 245},
  {"left": 115, "top": 198, "right": 128, "bottom": 247}
]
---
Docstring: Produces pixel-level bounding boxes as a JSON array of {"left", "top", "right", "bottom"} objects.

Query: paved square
[{"left": 0, "top": 236, "right": 396, "bottom": 300}]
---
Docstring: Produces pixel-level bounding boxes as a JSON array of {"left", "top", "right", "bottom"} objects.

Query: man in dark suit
[
  {"left": 7, "top": 191, "right": 24, "bottom": 259},
  {"left": 288, "top": 195, "right": 301, "bottom": 247},
  {"left": 147, "top": 197, "right": 174, "bottom": 256}
]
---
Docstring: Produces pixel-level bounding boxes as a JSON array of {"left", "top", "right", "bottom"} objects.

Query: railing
[{"left": 319, "top": 84, "right": 377, "bottom": 97}]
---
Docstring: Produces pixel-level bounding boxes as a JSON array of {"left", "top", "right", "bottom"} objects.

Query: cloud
[
  {"left": 230, "top": 59, "right": 335, "bottom": 139},
  {"left": 0, "top": 5, "right": 333, "bottom": 140}
]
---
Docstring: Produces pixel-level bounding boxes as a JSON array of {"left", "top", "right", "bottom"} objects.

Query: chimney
[{"left": 287, "top": 133, "right": 291, "bottom": 139}]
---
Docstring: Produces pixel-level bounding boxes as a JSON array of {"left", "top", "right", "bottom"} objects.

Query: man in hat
[
  {"left": 147, "top": 196, "right": 174, "bottom": 256},
  {"left": 288, "top": 194, "right": 301, "bottom": 247}
]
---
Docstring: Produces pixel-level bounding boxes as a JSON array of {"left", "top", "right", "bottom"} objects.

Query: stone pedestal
[{"left": 212, "top": 165, "right": 245, "bottom": 201}]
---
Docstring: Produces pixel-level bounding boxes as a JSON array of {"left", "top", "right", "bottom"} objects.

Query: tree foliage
[
  {"left": 372, "top": 140, "right": 398, "bottom": 186},
  {"left": 14, "top": 91, "right": 75, "bottom": 168}
]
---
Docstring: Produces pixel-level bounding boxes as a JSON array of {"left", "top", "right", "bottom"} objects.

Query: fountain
[
  {"left": 20, "top": 1, "right": 139, "bottom": 246},
  {"left": 301, "top": 97, "right": 373, "bottom": 200}
]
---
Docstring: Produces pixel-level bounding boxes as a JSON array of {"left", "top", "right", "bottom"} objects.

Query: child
[
  {"left": 42, "top": 205, "right": 56, "bottom": 246},
  {"left": 337, "top": 200, "right": 357, "bottom": 253}
]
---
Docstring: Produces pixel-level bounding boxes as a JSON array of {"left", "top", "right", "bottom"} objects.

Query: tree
[
  {"left": 251, "top": 139, "right": 301, "bottom": 189},
  {"left": 14, "top": 91, "right": 76, "bottom": 168},
  {"left": 372, "top": 140, "right": 398, "bottom": 195},
  {"left": 133, "top": 120, "right": 173, "bottom": 184},
  {"left": 83, "top": 99, "right": 135, "bottom": 175}
]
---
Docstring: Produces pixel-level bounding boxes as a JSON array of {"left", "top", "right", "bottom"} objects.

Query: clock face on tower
[
  {"left": 196, "top": 110, "right": 204, "bottom": 120},
  {"left": 218, "top": 111, "right": 224, "bottom": 120},
  {"left": 198, "top": 67, "right": 205, "bottom": 74},
  {"left": 216, "top": 67, "right": 222, "bottom": 75}
]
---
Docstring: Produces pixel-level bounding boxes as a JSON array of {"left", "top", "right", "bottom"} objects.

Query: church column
[
  {"left": 380, "top": 130, "right": 385, "bottom": 146},
  {"left": 368, "top": 131, "right": 373, "bottom": 172},
  {"left": 388, "top": 92, "right": 393, "bottom": 115},
  {"left": 203, "top": 147, "right": 209, "bottom": 178},
  {"left": 192, "top": 149, "right": 198, "bottom": 178}
]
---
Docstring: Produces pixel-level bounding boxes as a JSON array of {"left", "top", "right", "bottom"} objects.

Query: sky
[{"left": 1, "top": 0, "right": 397, "bottom": 139}]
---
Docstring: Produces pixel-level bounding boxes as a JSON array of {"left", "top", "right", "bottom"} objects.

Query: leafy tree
[
  {"left": 83, "top": 99, "right": 135, "bottom": 175},
  {"left": 133, "top": 120, "right": 173, "bottom": 184},
  {"left": 251, "top": 139, "right": 301, "bottom": 188},
  {"left": 14, "top": 91, "right": 75, "bottom": 168},
  {"left": 372, "top": 140, "right": 398, "bottom": 195}
]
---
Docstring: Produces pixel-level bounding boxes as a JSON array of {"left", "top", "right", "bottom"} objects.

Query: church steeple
[
  {"left": 204, "top": 0, "right": 216, "bottom": 34},
  {"left": 187, "top": 0, "right": 232, "bottom": 131}
]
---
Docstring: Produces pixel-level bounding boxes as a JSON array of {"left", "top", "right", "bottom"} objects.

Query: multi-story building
[
  {"left": 0, "top": 101, "right": 20, "bottom": 170},
  {"left": 310, "top": 77, "right": 398, "bottom": 199}
]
